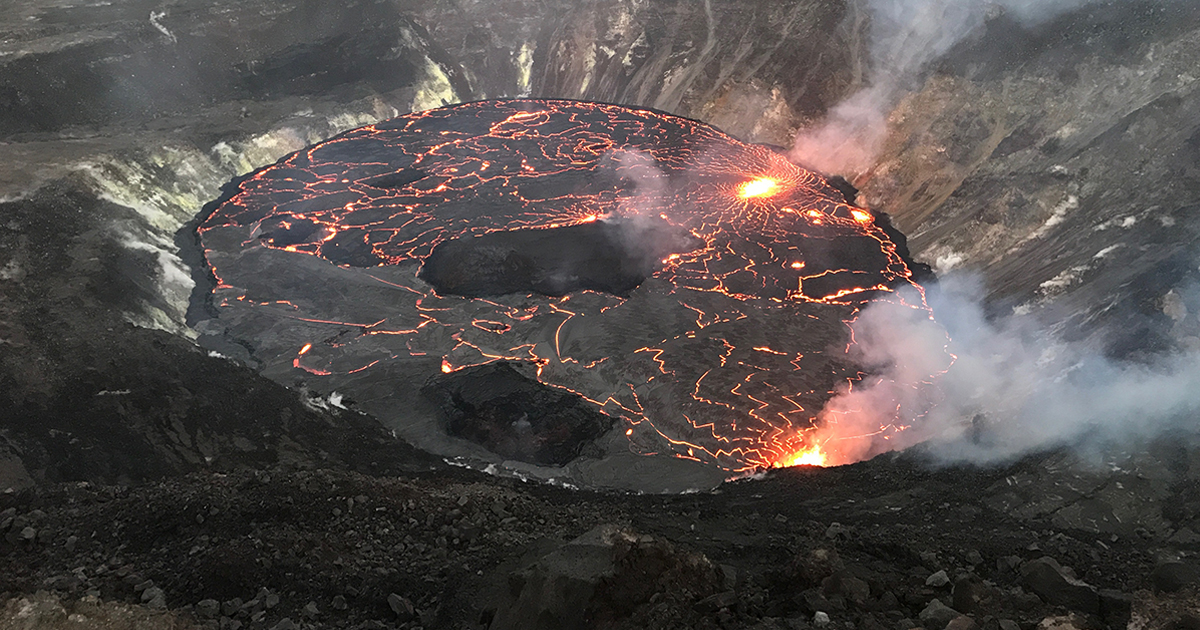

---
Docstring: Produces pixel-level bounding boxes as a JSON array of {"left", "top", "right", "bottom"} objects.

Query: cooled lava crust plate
[{"left": 194, "top": 99, "right": 932, "bottom": 488}]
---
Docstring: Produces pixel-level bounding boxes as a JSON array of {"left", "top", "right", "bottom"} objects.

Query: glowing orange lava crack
[{"left": 199, "top": 99, "right": 948, "bottom": 473}]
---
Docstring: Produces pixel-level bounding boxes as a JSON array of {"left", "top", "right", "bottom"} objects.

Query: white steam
[
  {"left": 791, "top": 0, "right": 1097, "bottom": 176},
  {"left": 817, "top": 275, "right": 1200, "bottom": 464}
]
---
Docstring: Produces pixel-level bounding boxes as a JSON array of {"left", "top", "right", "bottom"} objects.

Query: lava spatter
[{"left": 198, "top": 99, "right": 942, "bottom": 472}]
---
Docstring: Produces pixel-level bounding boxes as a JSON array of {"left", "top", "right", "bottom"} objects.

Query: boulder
[
  {"left": 1020, "top": 557, "right": 1099, "bottom": 614},
  {"left": 919, "top": 599, "right": 961, "bottom": 630},
  {"left": 387, "top": 593, "right": 415, "bottom": 621},
  {"left": 951, "top": 576, "right": 990, "bottom": 614},
  {"left": 196, "top": 599, "right": 221, "bottom": 619},
  {"left": 822, "top": 569, "right": 871, "bottom": 605},
  {"left": 926, "top": 569, "right": 950, "bottom": 587},
  {"left": 1150, "top": 561, "right": 1200, "bottom": 593}
]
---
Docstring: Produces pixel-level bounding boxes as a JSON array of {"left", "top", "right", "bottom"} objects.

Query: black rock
[
  {"left": 387, "top": 593, "right": 415, "bottom": 621},
  {"left": 1150, "top": 561, "right": 1200, "bottom": 593},
  {"left": 695, "top": 591, "right": 737, "bottom": 613},
  {"left": 952, "top": 576, "right": 988, "bottom": 614},
  {"left": 795, "top": 588, "right": 837, "bottom": 614},
  {"left": 946, "top": 616, "right": 978, "bottom": 630},
  {"left": 919, "top": 599, "right": 962, "bottom": 630},
  {"left": 996, "top": 556, "right": 1023, "bottom": 574},
  {"left": 822, "top": 570, "right": 871, "bottom": 605},
  {"left": 1019, "top": 557, "right": 1099, "bottom": 614},
  {"left": 1098, "top": 588, "right": 1133, "bottom": 627},
  {"left": 1164, "top": 614, "right": 1200, "bottom": 630},
  {"left": 926, "top": 570, "right": 950, "bottom": 587},
  {"left": 196, "top": 599, "right": 221, "bottom": 619}
]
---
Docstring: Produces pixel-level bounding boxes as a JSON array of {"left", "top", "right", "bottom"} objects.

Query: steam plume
[
  {"left": 790, "top": 0, "right": 1096, "bottom": 176},
  {"left": 815, "top": 275, "right": 1200, "bottom": 464}
]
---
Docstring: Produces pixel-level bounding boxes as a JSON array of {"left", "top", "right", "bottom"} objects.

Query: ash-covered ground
[{"left": 4, "top": 1, "right": 1200, "bottom": 629}]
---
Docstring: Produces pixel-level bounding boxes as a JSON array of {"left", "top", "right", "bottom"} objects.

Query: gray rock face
[{"left": 860, "top": 3, "right": 1200, "bottom": 348}]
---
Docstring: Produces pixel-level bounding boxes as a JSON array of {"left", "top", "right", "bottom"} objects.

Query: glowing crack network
[{"left": 198, "top": 99, "right": 938, "bottom": 471}]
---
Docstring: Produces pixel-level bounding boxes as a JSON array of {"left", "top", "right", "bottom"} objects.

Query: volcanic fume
[{"left": 195, "top": 99, "right": 943, "bottom": 479}]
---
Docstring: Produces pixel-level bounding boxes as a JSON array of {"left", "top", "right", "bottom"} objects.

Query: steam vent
[{"left": 196, "top": 99, "right": 937, "bottom": 485}]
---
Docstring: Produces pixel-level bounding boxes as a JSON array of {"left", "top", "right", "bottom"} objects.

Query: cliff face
[
  {"left": 861, "top": 2, "right": 1200, "bottom": 352},
  {"left": 4, "top": 0, "right": 1199, "bottom": 349},
  {"left": 0, "top": 0, "right": 854, "bottom": 142}
]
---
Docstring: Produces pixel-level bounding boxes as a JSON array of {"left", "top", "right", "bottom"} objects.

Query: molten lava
[
  {"left": 778, "top": 444, "right": 828, "bottom": 468},
  {"left": 737, "top": 177, "right": 781, "bottom": 199},
  {"left": 197, "top": 99, "right": 941, "bottom": 472}
]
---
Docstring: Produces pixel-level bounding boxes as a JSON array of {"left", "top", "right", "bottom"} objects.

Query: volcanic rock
[
  {"left": 141, "top": 586, "right": 167, "bottom": 610},
  {"left": 795, "top": 588, "right": 838, "bottom": 615},
  {"left": 422, "top": 362, "right": 613, "bottom": 466},
  {"left": 926, "top": 570, "right": 951, "bottom": 587},
  {"left": 696, "top": 591, "right": 738, "bottom": 613},
  {"left": 1035, "top": 615, "right": 1090, "bottom": 630},
  {"left": 919, "top": 599, "right": 962, "bottom": 629},
  {"left": 952, "top": 576, "right": 998, "bottom": 615},
  {"left": 197, "top": 599, "right": 221, "bottom": 619},
  {"left": 997, "top": 556, "right": 1024, "bottom": 574},
  {"left": 1019, "top": 557, "right": 1099, "bottom": 615},
  {"left": 945, "top": 616, "right": 978, "bottom": 630},
  {"left": 490, "top": 524, "right": 721, "bottom": 630},
  {"left": 1097, "top": 589, "right": 1133, "bottom": 628},
  {"left": 386, "top": 593, "right": 415, "bottom": 621},
  {"left": 1150, "top": 561, "right": 1200, "bottom": 593},
  {"left": 822, "top": 570, "right": 871, "bottom": 605},
  {"left": 1169, "top": 527, "right": 1200, "bottom": 545}
]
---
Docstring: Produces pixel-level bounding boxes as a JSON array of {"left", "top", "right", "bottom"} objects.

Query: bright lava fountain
[{"left": 196, "top": 99, "right": 939, "bottom": 473}]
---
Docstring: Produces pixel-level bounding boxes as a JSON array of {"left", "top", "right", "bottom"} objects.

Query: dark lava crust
[
  {"left": 193, "top": 99, "right": 934, "bottom": 474},
  {"left": 421, "top": 363, "right": 614, "bottom": 466},
  {"left": 418, "top": 219, "right": 700, "bottom": 299}
]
